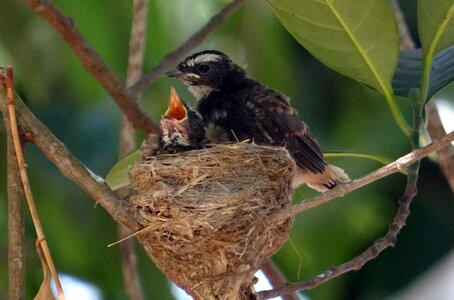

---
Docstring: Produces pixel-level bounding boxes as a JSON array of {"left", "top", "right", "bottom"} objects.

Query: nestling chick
[{"left": 140, "top": 88, "right": 205, "bottom": 159}]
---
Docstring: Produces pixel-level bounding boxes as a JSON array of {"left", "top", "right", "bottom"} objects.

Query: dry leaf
[{"left": 34, "top": 241, "right": 57, "bottom": 300}]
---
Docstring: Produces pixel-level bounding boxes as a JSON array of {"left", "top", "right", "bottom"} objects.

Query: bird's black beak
[
  {"left": 165, "top": 87, "right": 187, "bottom": 121},
  {"left": 165, "top": 70, "right": 201, "bottom": 85},
  {"left": 165, "top": 70, "right": 183, "bottom": 78}
]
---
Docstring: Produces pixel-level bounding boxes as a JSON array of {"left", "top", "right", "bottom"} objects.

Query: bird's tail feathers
[
  {"left": 328, "top": 164, "right": 350, "bottom": 185},
  {"left": 295, "top": 164, "right": 350, "bottom": 192}
]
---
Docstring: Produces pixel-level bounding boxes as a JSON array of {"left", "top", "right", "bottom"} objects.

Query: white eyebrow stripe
[
  {"left": 185, "top": 59, "right": 195, "bottom": 67},
  {"left": 194, "top": 53, "right": 223, "bottom": 64},
  {"left": 184, "top": 53, "right": 223, "bottom": 67}
]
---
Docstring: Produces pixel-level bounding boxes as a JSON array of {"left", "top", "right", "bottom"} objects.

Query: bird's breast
[
  {"left": 211, "top": 109, "right": 228, "bottom": 121},
  {"left": 204, "top": 122, "right": 231, "bottom": 143}
]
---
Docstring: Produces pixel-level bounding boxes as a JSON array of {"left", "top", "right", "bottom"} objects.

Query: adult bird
[
  {"left": 140, "top": 87, "right": 205, "bottom": 158},
  {"left": 166, "top": 50, "right": 349, "bottom": 192}
]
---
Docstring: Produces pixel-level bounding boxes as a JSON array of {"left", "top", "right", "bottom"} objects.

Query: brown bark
[{"left": 3, "top": 104, "right": 25, "bottom": 300}]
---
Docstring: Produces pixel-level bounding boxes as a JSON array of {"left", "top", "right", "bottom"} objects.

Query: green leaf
[
  {"left": 105, "top": 149, "right": 141, "bottom": 191},
  {"left": 267, "top": 0, "right": 409, "bottom": 135},
  {"left": 266, "top": 0, "right": 399, "bottom": 94},
  {"left": 418, "top": 0, "right": 454, "bottom": 56},
  {"left": 417, "top": 0, "right": 454, "bottom": 102}
]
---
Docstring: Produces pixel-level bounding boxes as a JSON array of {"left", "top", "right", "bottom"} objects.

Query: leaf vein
[{"left": 271, "top": 2, "right": 342, "bottom": 32}]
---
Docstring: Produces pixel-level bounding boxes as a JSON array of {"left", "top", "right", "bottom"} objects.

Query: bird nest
[{"left": 128, "top": 143, "right": 294, "bottom": 299}]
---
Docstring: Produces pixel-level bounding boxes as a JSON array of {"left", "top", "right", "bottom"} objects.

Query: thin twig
[
  {"left": 261, "top": 261, "right": 300, "bottom": 300},
  {"left": 4, "top": 67, "right": 65, "bottom": 299},
  {"left": 25, "top": 0, "right": 159, "bottom": 134},
  {"left": 129, "top": 0, "right": 247, "bottom": 95},
  {"left": 118, "top": 225, "right": 144, "bottom": 300},
  {"left": 1, "top": 73, "right": 26, "bottom": 300},
  {"left": 0, "top": 80, "right": 138, "bottom": 231},
  {"left": 268, "top": 130, "right": 454, "bottom": 224},
  {"left": 121, "top": 0, "right": 148, "bottom": 156},
  {"left": 118, "top": 0, "right": 149, "bottom": 299},
  {"left": 258, "top": 173, "right": 418, "bottom": 299},
  {"left": 126, "top": 0, "right": 148, "bottom": 89},
  {"left": 391, "top": 0, "right": 415, "bottom": 50}
]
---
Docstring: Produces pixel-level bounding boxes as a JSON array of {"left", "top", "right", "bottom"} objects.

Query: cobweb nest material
[{"left": 128, "top": 143, "right": 295, "bottom": 299}]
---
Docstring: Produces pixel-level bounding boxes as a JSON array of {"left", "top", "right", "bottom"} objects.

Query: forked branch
[
  {"left": 25, "top": 0, "right": 159, "bottom": 134},
  {"left": 0, "top": 84, "right": 138, "bottom": 230},
  {"left": 258, "top": 171, "right": 419, "bottom": 299}
]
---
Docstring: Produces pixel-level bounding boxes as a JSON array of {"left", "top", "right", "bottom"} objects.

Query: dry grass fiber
[{"left": 128, "top": 143, "right": 294, "bottom": 299}]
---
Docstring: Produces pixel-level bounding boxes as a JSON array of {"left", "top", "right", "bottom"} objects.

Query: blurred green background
[{"left": 1, "top": 0, "right": 453, "bottom": 299}]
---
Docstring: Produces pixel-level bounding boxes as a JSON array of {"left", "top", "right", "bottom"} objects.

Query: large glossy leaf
[
  {"left": 105, "top": 149, "right": 141, "bottom": 191},
  {"left": 418, "top": 0, "right": 454, "bottom": 56},
  {"left": 267, "top": 0, "right": 400, "bottom": 95}
]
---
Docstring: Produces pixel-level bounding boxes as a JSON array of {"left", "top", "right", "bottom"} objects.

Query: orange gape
[{"left": 165, "top": 87, "right": 187, "bottom": 121}]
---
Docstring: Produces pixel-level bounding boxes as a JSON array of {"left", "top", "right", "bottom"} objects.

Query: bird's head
[
  {"left": 161, "top": 87, "right": 205, "bottom": 150},
  {"left": 165, "top": 50, "right": 246, "bottom": 100}
]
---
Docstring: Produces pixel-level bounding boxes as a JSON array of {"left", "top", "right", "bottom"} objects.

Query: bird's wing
[{"left": 250, "top": 88, "right": 326, "bottom": 174}]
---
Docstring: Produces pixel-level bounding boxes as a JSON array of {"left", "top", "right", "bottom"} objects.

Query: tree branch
[
  {"left": 126, "top": 0, "right": 149, "bottom": 89},
  {"left": 129, "top": 0, "right": 246, "bottom": 95},
  {"left": 24, "top": 0, "right": 159, "bottom": 134},
  {"left": 5, "top": 125, "right": 26, "bottom": 300},
  {"left": 4, "top": 67, "right": 65, "bottom": 299},
  {"left": 261, "top": 261, "right": 300, "bottom": 300},
  {"left": 391, "top": 0, "right": 415, "bottom": 50},
  {"left": 268, "top": 130, "right": 454, "bottom": 225},
  {"left": 2, "top": 75, "right": 26, "bottom": 299},
  {"left": 258, "top": 172, "right": 418, "bottom": 299},
  {"left": 118, "top": 0, "right": 149, "bottom": 299},
  {"left": 0, "top": 85, "right": 138, "bottom": 231}
]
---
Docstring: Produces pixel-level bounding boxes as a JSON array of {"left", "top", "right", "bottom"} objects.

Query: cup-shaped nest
[{"left": 128, "top": 143, "right": 294, "bottom": 299}]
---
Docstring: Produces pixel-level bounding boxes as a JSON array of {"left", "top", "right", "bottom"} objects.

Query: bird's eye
[{"left": 198, "top": 64, "right": 210, "bottom": 74}]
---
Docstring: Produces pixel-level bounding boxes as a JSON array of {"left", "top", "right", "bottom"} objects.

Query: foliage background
[{"left": 0, "top": 0, "right": 453, "bottom": 299}]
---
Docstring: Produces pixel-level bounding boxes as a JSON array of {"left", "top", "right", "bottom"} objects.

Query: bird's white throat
[{"left": 188, "top": 84, "right": 216, "bottom": 101}]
